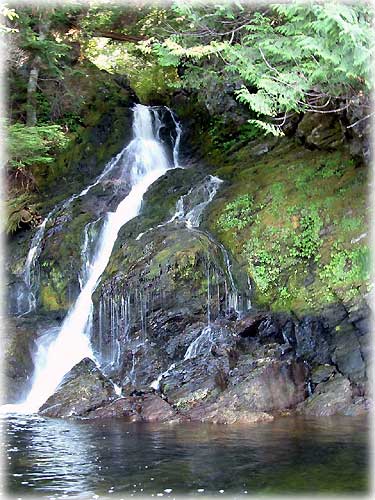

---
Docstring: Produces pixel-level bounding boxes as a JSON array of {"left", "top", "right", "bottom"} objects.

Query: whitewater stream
[
  {"left": 5, "top": 104, "right": 180, "bottom": 413},
  {"left": 2, "top": 104, "right": 370, "bottom": 500}
]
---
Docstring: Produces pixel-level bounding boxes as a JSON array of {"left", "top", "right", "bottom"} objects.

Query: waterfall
[
  {"left": 166, "top": 107, "right": 182, "bottom": 168},
  {"left": 8, "top": 104, "right": 179, "bottom": 413},
  {"left": 184, "top": 326, "right": 215, "bottom": 360},
  {"left": 175, "top": 175, "right": 245, "bottom": 317},
  {"left": 15, "top": 146, "right": 132, "bottom": 317}
]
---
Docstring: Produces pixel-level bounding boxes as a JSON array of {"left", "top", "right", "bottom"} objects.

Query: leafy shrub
[
  {"left": 7, "top": 123, "right": 69, "bottom": 191},
  {"left": 6, "top": 193, "right": 41, "bottom": 234},
  {"left": 290, "top": 209, "right": 323, "bottom": 261}
]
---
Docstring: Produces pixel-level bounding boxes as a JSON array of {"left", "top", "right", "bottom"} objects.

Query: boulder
[
  {"left": 296, "top": 113, "right": 345, "bottom": 150},
  {"left": 39, "top": 358, "right": 117, "bottom": 417},
  {"left": 219, "top": 357, "right": 308, "bottom": 413},
  {"left": 297, "top": 373, "right": 353, "bottom": 416},
  {"left": 186, "top": 401, "right": 273, "bottom": 425},
  {"left": 87, "top": 393, "right": 179, "bottom": 422},
  {"left": 141, "top": 394, "right": 179, "bottom": 422},
  {"left": 87, "top": 396, "right": 141, "bottom": 420}
]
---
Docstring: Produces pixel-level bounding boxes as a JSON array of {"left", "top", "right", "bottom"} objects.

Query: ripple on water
[{"left": 4, "top": 414, "right": 369, "bottom": 497}]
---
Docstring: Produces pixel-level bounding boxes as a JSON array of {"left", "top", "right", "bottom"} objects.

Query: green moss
[
  {"left": 32, "top": 63, "right": 134, "bottom": 197},
  {"left": 204, "top": 137, "right": 369, "bottom": 313},
  {"left": 40, "top": 284, "right": 61, "bottom": 311}
]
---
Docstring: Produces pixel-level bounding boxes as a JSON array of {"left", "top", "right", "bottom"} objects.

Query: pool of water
[{"left": 3, "top": 413, "right": 369, "bottom": 498}]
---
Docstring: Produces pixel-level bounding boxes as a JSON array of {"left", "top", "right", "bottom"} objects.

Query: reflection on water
[{"left": 3, "top": 414, "right": 369, "bottom": 498}]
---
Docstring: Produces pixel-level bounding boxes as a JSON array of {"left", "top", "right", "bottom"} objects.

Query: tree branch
[
  {"left": 93, "top": 30, "right": 146, "bottom": 43},
  {"left": 346, "top": 112, "right": 374, "bottom": 129}
]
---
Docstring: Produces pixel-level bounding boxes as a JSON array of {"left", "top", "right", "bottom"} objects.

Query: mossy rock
[{"left": 202, "top": 132, "right": 369, "bottom": 314}]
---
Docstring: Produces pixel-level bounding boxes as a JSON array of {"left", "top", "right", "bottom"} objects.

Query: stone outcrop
[
  {"left": 39, "top": 358, "right": 117, "bottom": 417},
  {"left": 33, "top": 298, "right": 371, "bottom": 422}
]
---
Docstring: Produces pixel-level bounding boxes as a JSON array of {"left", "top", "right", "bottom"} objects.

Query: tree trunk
[
  {"left": 26, "top": 56, "right": 41, "bottom": 126},
  {"left": 26, "top": 14, "right": 51, "bottom": 126}
]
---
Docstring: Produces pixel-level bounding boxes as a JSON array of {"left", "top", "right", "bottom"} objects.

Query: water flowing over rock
[
  {"left": 90, "top": 171, "right": 250, "bottom": 392},
  {"left": 7, "top": 104, "right": 181, "bottom": 413},
  {"left": 3, "top": 102, "right": 370, "bottom": 423}
]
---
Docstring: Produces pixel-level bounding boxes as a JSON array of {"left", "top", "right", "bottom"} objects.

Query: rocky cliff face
[{"left": 4, "top": 93, "right": 371, "bottom": 423}]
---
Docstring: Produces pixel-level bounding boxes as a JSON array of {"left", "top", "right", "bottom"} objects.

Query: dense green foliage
[
  {"left": 151, "top": 2, "right": 373, "bottom": 135},
  {"left": 8, "top": 124, "right": 69, "bottom": 173},
  {"left": 218, "top": 194, "right": 254, "bottom": 230}
]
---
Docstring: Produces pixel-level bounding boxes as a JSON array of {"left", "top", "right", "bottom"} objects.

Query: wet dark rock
[
  {"left": 87, "top": 396, "right": 140, "bottom": 420},
  {"left": 342, "top": 397, "right": 369, "bottom": 417},
  {"left": 258, "top": 316, "right": 285, "bottom": 345},
  {"left": 311, "top": 364, "right": 336, "bottom": 385},
  {"left": 220, "top": 355, "right": 308, "bottom": 412},
  {"left": 33, "top": 297, "right": 370, "bottom": 422},
  {"left": 234, "top": 312, "right": 296, "bottom": 346},
  {"left": 320, "top": 303, "right": 349, "bottom": 330},
  {"left": 234, "top": 313, "right": 266, "bottom": 338},
  {"left": 280, "top": 318, "right": 297, "bottom": 346},
  {"left": 92, "top": 215, "right": 248, "bottom": 392},
  {"left": 161, "top": 336, "right": 309, "bottom": 421},
  {"left": 140, "top": 393, "right": 179, "bottom": 422},
  {"left": 330, "top": 324, "right": 366, "bottom": 384},
  {"left": 294, "top": 316, "right": 331, "bottom": 365},
  {"left": 186, "top": 402, "right": 273, "bottom": 425},
  {"left": 161, "top": 355, "right": 231, "bottom": 409},
  {"left": 4, "top": 319, "right": 37, "bottom": 404},
  {"left": 87, "top": 393, "right": 179, "bottom": 422},
  {"left": 39, "top": 358, "right": 117, "bottom": 417},
  {"left": 178, "top": 346, "right": 307, "bottom": 423},
  {"left": 3, "top": 316, "right": 60, "bottom": 404}
]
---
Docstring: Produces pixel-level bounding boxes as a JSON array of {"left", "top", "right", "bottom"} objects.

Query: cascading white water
[
  {"left": 16, "top": 146, "right": 131, "bottom": 317},
  {"left": 8, "top": 104, "right": 177, "bottom": 413}
]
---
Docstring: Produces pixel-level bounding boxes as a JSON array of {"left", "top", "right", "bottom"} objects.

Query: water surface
[{"left": 4, "top": 414, "right": 369, "bottom": 498}]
